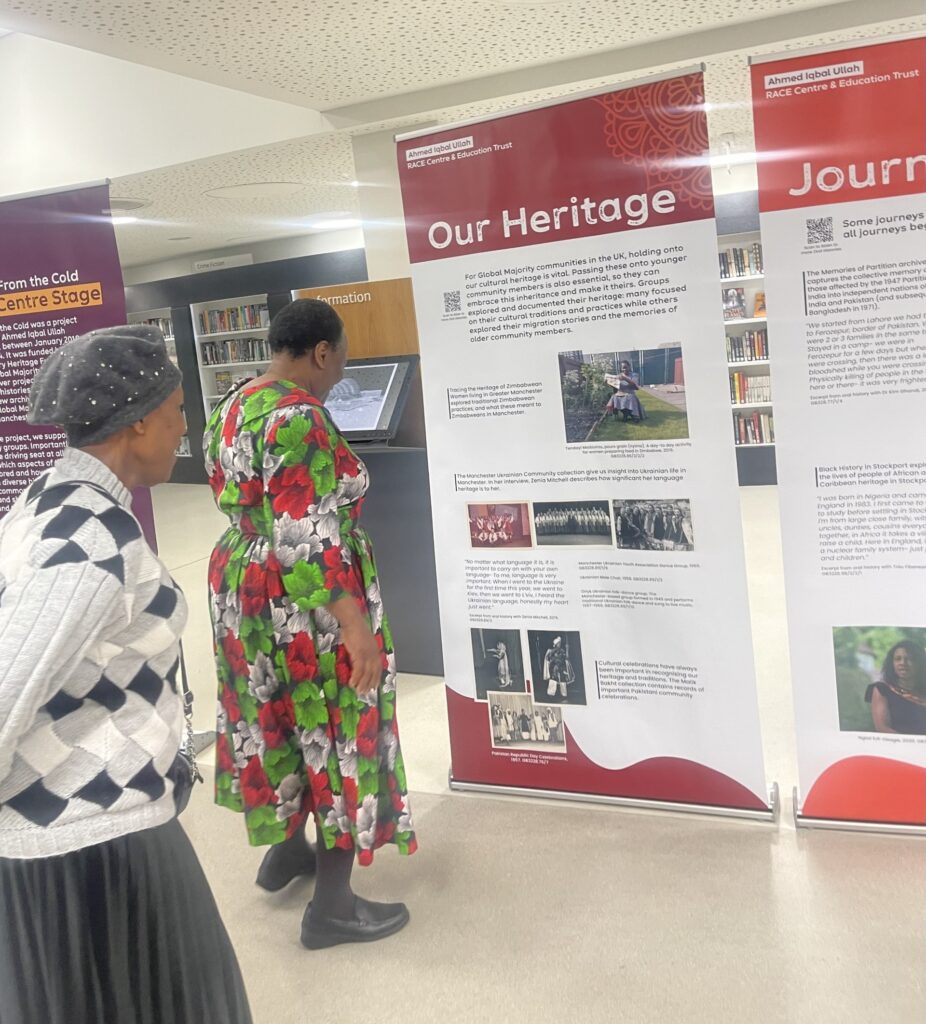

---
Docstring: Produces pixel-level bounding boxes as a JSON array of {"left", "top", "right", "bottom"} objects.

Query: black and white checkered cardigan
[{"left": 0, "top": 448, "right": 187, "bottom": 859}]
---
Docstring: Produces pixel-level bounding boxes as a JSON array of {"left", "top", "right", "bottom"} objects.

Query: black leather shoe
[
  {"left": 256, "top": 838, "right": 317, "bottom": 892},
  {"left": 300, "top": 897, "right": 410, "bottom": 949}
]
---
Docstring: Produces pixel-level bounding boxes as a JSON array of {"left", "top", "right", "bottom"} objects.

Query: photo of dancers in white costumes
[{"left": 489, "top": 692, "right": 566, "bottom": 754}]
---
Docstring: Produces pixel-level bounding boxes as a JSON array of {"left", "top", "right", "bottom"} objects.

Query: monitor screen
[{"left": 326, "top": 355, "right": 418, "bottom": 443}]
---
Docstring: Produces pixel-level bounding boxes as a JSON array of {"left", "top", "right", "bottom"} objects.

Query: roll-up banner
[
  {"left": 750, "top": 37, "right": 926, "bottom": 830},
  {"left": 397, "top": 70, "right": 773, "bottom": 818},
  {"left": 0, "top": 183, "right": 156, "bottom": 542}
]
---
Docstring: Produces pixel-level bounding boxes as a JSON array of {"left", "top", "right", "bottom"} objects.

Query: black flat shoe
[
  {"left": 256, "top": 838, "right": 317, "bottom": 892},
  {"left": 300, "top": 897, "right": 410, "bottom": 949}
]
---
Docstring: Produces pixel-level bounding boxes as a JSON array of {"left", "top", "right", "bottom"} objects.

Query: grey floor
[{"left": 154, "top": 484, "right": 926, "bottom": 1024}]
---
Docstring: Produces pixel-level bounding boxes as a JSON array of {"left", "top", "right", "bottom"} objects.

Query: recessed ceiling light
[
  {"left": 203, "top": 182, "right": 307, "bottom": 200},
  {"left": 106, "top": 196, "right": 149, "bottom": 213},
  {"left": 111, "top": 215, "right": 138, "bottom": 225}
]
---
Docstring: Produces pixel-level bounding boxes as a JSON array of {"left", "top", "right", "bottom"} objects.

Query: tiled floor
[{"left": 154, "top": 483, "right": 925, "bottom": 1024}]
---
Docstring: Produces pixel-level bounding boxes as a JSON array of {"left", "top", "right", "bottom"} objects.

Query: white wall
[
  {"left": 121, "top": 228, "right": 366, "bottom": 285},
  {"left": 0, "top": 34, "right": 330, "bottom": 198}
]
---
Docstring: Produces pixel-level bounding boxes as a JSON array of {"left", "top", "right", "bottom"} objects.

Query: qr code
[
  {"left": 806, "top": 216, "right": 833, "bottom": 245},
  {"left": 443, "top": 290, "right": 462, "bottom": 315}
]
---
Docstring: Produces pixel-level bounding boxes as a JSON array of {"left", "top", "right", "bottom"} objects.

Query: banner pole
[
  {"left": 0, "top": 179, "right": 110, "bottom": 205},
  {"left": 450, "top": 774, "right": 781, "bottom": 823}
]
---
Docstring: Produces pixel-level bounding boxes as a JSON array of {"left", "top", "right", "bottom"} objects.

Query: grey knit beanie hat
[{"left": 27, "top": 324, "right": 182, "bottom": 446}]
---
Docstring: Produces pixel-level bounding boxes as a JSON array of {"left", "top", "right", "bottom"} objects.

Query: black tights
[{"left": 312, "top": 822, "right": 355, "bottom": 918}]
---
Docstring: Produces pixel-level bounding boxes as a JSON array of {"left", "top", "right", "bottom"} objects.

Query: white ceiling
[
  {"left": 111, "top": 133, "right": 359, "bottom": 266},
  {"left": 0, "top": 0, "right": 855, "bottom": 108},
  {"left": 3, "top": 0, "right": 922, "bottom": 268}
]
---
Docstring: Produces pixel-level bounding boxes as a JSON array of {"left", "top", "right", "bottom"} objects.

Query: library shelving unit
[
  {"left": 719, "top": 229, "right": 776, "bottom": 484},
  {"left": 127, "top": 307, "right": 192, "bottom": 458},
  {"left": 190, "top": 293, "right": 271, "bottom": 419}
]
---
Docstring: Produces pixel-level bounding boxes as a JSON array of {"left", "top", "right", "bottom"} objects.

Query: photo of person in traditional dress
[
  {"left": 558, "top": 347, "right": 687, "bottom": 444},
  {"left": 528, "top": 630, "right": 587, "bottom": 706},
  {"left": 470, "top": 628, "right": 526, "bottom": 700},
  {"left": 605, "top": 360, "right": 647, "bottom": 423},
  {"left": 487, "top": 692, "right": 567, "bottom": 753}
]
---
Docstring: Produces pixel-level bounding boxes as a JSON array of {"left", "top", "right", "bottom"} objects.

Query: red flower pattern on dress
[
  {"left": 356, "top": 711, "right": 380, "bottom": 759},
  {"left": 258, "top": 695, "right": 296, "bottom": 748},
  {"left": 203, "top": 381, "right": 416, "bottom": 861},
  {"left": 268, "top": 463, "right": 316, "bottom": 519},
  {"left": 209, "top": 545, "right": 231, "bottom": 591},
  {"left": 285, "top": 632, "right": 318, "bottom": 682},
  {"left": 240, "top": 562, "right": 268, "bottom": 617},
  {"left": 240, "top": 757, "right": 275, "bottom": 809},
  {"left": 222, "top": 632, "right": 249, "bottom": 681}
]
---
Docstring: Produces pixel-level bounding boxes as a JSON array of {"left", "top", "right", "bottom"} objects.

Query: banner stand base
[
  {"left": 449, "top": 773, "right": 780, "bottom": 824},
  {"left": 792, "top": 788, "right": 926, "bottom": 837}
]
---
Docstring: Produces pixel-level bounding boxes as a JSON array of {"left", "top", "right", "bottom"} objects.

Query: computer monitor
[{"left": 326, "top": 354, "right": 419, "bottom": 444}]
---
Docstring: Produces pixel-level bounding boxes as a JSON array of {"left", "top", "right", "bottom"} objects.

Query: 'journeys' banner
[
  {"left": 398, "top": 72, "right": 771, "bottom": 814},
  {"left": 751, "top": 37, "right": 926, "bottom": 827},
  {"left": 0, "top": 184, "right": 155, "bottom": 538}
]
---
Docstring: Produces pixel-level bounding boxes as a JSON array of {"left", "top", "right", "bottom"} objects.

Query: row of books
[
  {"left": 722, "top": 287, "right": 766, "bottom": 321},
  {"left": 727, "top": 330, "right": 769, "bottom": 363},
  {"left": 734, "top": 410, "right": 774, "bottom": 445},
  {"left": 136, "top": 316, "right": 172, "bottom": 338},
  {"left": 730, "top": 372, "right": 771, "bottom": 405},
  {"left": 719, "top": 243, "right": 763, "bottom": 278},
  {"left": 197, "top": 303, "right": 270, "bottom": 335},
  {"left": 200, "top": 336, "right": 270, "bottom": 365}
]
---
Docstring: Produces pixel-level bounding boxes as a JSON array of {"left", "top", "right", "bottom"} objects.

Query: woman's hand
[{"left": 330, "top": 596, "right": 382, "bottom": 695}]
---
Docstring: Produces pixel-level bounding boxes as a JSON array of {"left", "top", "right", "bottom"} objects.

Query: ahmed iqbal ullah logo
[{"left": 406, "top": 137, "right": 474, "bottom": 168}]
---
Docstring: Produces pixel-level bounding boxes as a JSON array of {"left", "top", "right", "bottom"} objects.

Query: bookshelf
[
  {"left": 719, "top": 230, "right": 775, "bottom": 455},
  {"left": 127, "top": 307, "right": 192, "bottom": 458},
  {"left": 190, "top": 293, "right": 271, "bottom": 418}
]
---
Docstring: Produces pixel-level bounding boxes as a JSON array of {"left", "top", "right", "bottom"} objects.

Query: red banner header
[
  {"left": 398, "top": 73, "right": 714, "bottom": 264},
  {"left": 751, "top": 37, "right": 926, "bottom": 213}
]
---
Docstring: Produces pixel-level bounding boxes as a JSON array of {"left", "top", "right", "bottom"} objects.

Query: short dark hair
[{"left": 268, "top": 299, "right": 344, "bottom": 358}]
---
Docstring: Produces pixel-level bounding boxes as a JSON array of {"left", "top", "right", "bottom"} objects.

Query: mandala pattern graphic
[{"left": 595, "top": 74, "right": 713, "bottom": 211}]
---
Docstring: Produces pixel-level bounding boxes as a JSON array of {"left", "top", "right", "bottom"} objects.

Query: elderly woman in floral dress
[{"left": 204, "top": 299, "right": 416, "bottom": 950}]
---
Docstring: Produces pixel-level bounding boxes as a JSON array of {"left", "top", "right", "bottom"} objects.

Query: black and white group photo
[
  {"left": 613, "top": 499, "right": 695, "bottom": 552},
  {"left": 488, "top": 692, "right": 567, "bottom": 753},
  {"left": 527, "top": 630, "right": 587, "bottom": 706},
  {"left": 533, "top": 500, "right": 613, "bottom": 546},
  {"left": 470, "top": 628, "right": 526, "bottom": 701}
]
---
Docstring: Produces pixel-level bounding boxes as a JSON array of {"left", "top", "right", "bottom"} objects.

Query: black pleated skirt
[{"left": 0, "top": 819, "right": 252, "bottom": 1024}]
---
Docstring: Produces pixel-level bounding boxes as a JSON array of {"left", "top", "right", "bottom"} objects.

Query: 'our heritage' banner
[
  {"left": 0, "top": 184, "right": 156, "bottom": 539},
  {"left": 750, "top": 37, "right": 926, "bottom": 827},
  {"left": 398, "top": 72, "right": 771, "bottom": 813}
]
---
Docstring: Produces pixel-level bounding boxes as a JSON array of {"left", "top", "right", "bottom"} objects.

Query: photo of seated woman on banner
[
  {"left": 533, "top": 500, "right": 613, "bottom": 546},
  {"left": 527, "top": 630, "right": 587, "bottom": 707},
  {"left": 613, "top": 499, "right": 694, "bottom": 552},
  {"left": 558, "top": 347, "right": 688, "bottom": 444},
  {"left": 833, "top": 627, "right": 926, "bottom": 735},
  {"left": 488, "top": 692, "right": 566, "bottom": 754},
  {"left": 470, "top": 627, "right": 527, "bottom": 700},
  {"left": 467, "top": 502, "right": 533, "bottom": 548}
]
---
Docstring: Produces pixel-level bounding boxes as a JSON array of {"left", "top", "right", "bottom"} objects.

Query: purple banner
[{"left": 0, "top": 183, "right": 156, "bottom": 544}]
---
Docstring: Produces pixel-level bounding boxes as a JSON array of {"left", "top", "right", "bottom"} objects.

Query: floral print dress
[{"left": 203, "top": 380, "right": 416, "bottom": 864}]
